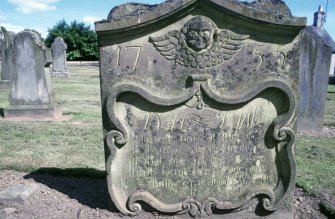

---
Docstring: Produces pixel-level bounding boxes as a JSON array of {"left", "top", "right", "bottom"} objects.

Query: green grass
[
  {"left": 0, "top": 66, "right": 105, "bottom": 173},
  {"left": 295, "top": 84, "right": 335, "bottom": 212},
  {"left": 324, "top": 84, "right": 335, "bottom": 126},
  {"left": 294, "top": 84, "right": 335, "bottom": 197},
  {"left": 296, "top": 136, "right": 335, "bottom": 195}
]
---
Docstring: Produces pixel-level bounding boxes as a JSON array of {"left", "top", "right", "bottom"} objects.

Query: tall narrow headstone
[
  {"left": 0, "top": 28, "right": 4, "bottom": 62},
  {"left": 96, "top": 0, "right": 306, "bottom": 218},
  {"left": 330, "top": 54, "right": 335, "bottom": 83},
  {"left": 4, "top": 30, "right": 61, "bottom": 119},
  {"left": 298, "top": 6, "right": 335, "bottom": 130},
  {"left": 0, "top": 27, "right": 15, "bottom": 81},
  {"left": 50, "top": 37, "right": 69, "bottom": 78},
  {"left": 0, "top": 28, "right": 4, "bottom": 77}
]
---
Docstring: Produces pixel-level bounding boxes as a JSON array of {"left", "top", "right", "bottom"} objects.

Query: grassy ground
[
  {"left": 0, "top": 66, "right": 334, "bottom": 199},
  {"left": 295, "top": 84, "right": 335, "bottom": 197},
  {"left": 296, "top": 136, "right": 335, "bottom": 195},
  {"left": 0, "top": 65, "right": 105, "bottom": 172},
  {"left": 324, "top": 84, "right": 335, "bottom": 126}
]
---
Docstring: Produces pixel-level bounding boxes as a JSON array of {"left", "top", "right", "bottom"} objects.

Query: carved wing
[
  {"left": 150, "top": 29, "right": 249, "bottom": 69},
  {"left": 214, "top": 30, "right": 250, "bottom": 61},
  {"left": 149, "top": 30, "right": 184, "bottom": 62}
]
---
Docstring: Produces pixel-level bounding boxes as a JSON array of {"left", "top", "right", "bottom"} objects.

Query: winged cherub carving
[{"left": 150, "top": 16, "right": 250, "bottom": 69}]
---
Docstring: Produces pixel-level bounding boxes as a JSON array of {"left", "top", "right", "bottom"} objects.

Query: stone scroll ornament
[
  {"left": 150, "top": 16, "right": 249, "bottom": 69},
  {"left": 105, "top": 72, "right": 297, "bottom": 217}
]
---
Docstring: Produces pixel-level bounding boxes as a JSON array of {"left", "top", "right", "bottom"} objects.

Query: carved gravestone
[
  {"left": 4, "top": 30, "right": 61, "bottom": 119},
  {"left": 298, "top": 27, "right": 335, "bottom": 130},
  {"left": 0, "top": 27, "right": 15, "bottom": 81},
  {"left": 96, "top": 0, "right": 306, "bottom": 218},
  {"left": 50, "top": 37, "right": 69, "bottom": 78}
]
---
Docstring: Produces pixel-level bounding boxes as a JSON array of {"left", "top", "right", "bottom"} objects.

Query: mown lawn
[
  {"left": 296, "top": 84, "right": 335, "bottom": 196},
  {"left": 0, "top": 66, "right": 334, "bottom": 198},
  {"left": 0, "top": 65, "right": 105, "bottom": 172}
]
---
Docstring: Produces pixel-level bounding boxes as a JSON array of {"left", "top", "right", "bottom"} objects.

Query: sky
[{"left": 0, "top": 0, "right": 334, "bottom": 39}]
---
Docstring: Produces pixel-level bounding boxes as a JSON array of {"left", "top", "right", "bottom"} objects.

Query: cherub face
[{"left": 182, "top": 17, "right": 215, "bottom": 52}]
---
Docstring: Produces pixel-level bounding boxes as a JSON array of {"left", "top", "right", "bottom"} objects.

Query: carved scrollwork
[
  {"left": 150, "top": 16, "right": 249, "bottom": 68},
  {"left": 267, "top": 125, "right": 296, "bottom": 211},
  {"left": 127, "top": 190, "right": 183, "bottom": 214},
  {"left": 125, "top": 187, "right": 277, "bottom": 217},
  {"left": 105, "top": 73, "right": 298, "bottom": 217},
  {"left": 106, "top": 130, "right": 126, "bottom": 146},
  {"left": 273, "top": 125, "right": 293, "bottom": 142}
]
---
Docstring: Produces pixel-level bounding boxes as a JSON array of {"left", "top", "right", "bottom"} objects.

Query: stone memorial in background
[
  {"left": 4, "top": 30, "right": 61, "bottom": 119},
  {"left": 0, "top": 27, "right": 15, "bottom": 83},
  {"left": 0, "top": 28, "right": 4, "bottom": 62},
  {"left": 50, "top": 37, "right": 69, "bottom": 78},
  {"left": 330, "top": 54, "right": 335, "bottom": 84},
  {"left": 298, "top": 6, "right": 335, "bottom": 130},
  {"left": 96, "top": 0, "right": 306, "bottom": 218}
]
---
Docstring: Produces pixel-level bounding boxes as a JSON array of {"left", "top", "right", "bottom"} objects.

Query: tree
[{"left": 45, "top": 20, "right": 98, "bottom": 61}]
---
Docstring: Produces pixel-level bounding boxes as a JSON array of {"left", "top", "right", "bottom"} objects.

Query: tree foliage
[{"left": 45, "top": 20, "right": 98, "bottom": 61}]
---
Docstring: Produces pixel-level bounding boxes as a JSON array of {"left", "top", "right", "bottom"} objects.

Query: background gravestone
[
  {"left": 330, "top": 54, "right": 335, "bottom": 83},
  {"left": 4, "top": 30, "right": 61, "bottom": 119},
  {"left": 50, "top": 37, "right": 69, "bottom": 78},
  {"left": 0, "top": 28, "right": 4, "bottom": 62},
  {"left": 0, "top": 27, "right": 15, "bottom": 83},
  {"left": 298, "top": 6, "right": 335, "bottom": 130},
  {"left": 96, "top": 0, "right": 306, "bottom": 218}
]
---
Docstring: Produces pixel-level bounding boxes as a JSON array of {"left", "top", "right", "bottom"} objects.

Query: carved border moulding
[{"left": 105, "top": 73, "right": 298, "bottom": 217}]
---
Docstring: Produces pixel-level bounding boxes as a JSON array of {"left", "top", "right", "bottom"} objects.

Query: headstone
[
  {"left": 4, "top": 30, "right": 61, "bottom": 119},
  {"left": 0, "top": 28, "right": 4, "bottom": 76},
  {"left": 50, "top": 37, "right": 69, "bottom": 78},
  {"left": 96, "top": 0, "right": 306, "bottom": 218},
  {"left": 298, "top": 7, "right": 335, "bottom": 130},
  {"left": 0, "top": 28, "right": 4, "bottom": 62},
  {"left": 330, "top": 54, "right": 335, "bottom": 84},
  {"left": 0, "top": 27, "right": 15, "bottom": 81}
]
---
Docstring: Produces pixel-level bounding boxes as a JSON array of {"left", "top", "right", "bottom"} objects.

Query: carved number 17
[{"left": 116, "top": 46, "right": 142, "bottom": 71}]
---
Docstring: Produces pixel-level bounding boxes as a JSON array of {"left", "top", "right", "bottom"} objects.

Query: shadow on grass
[
  {"left": 0, "top": 108, "right": 3, "bottom": 117},
  {"left": 24, "top": 167, "right": 111, "bottom": 210},
  {"left": 320, "top": 201, "right": 335, "bottom": 218},
  {"left": 324, "top": 123, "right": 335, "bottom": 127}
]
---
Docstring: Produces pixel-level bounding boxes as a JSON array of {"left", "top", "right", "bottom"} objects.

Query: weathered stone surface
[
  {"left": 0, "top": 27, "right": 15, "bottom": 81},
  {"left": 107, "top": 3, "right": 157, "bottom": 20},
  {"left": 239, "top": 0, "right": 292, "bottom": 16},
  {"left": 298, "top": 26, "right": 335, "bottom": 130},
  {"left": 0, "top": 184, "right": 39, "bottom": 204},
  {"left": 96, "top": 0, "right": 306, "bottom": 218},
  {"left": 0, "top": 27, "right": 4, "bottom": 61},
  {"left": 2, "top": 207, "right": 17, "bottom": 215},
  {"left": 50, "top": 37, "right": 69, "bottom": 78},
  {"left": 4, "top": 30, "right": 61, "bottom": 119}
]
